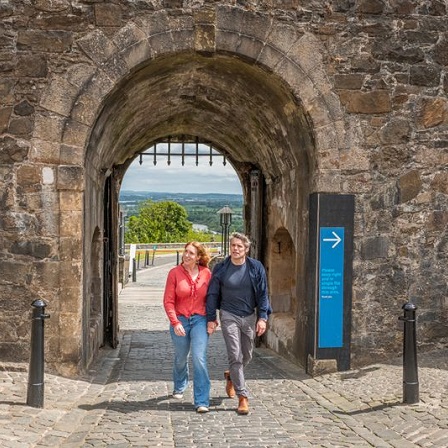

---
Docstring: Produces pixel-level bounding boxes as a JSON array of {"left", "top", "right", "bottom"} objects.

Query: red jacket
[{"left": 163, "top": 264, "right": 212, "bottom": 326}]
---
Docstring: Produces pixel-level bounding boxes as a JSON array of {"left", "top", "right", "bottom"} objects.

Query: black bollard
[
  {"left": 398, "top": 302, "right": 419, "bottom": 404},
  {"left": 176, "top": 250, "right": 180, "bottom": 265},
  {"left": 27, "top": 299, "right": 50, "bottom": 408},
  {"left": 132, "top": 258, "right": 137, "bottom": 282}
]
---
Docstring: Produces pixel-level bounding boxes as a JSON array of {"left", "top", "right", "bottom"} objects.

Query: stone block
[
  {"left": 360, "top": 236, "right": 389, "bottom": 260},
  {"left": 357, "top": 0, "right": 385, "bottom": 14},
  {"left": 0, "top": 136, "right": 29, "bottom": 165},
  {"left": 307, "top": 355, "right": 338, "bottom": 376},
  {"left": 17, "top": 30, "right": 73, "bottom": 52},
  {"left": 267, "top": 22, "right": 304, "bottom": 57},
  {"left": 240, "top": 10, "right": 272, "bottom": 42},
  {"left": 311, "top": 170, "right": 342, "bottom": 193},
  {"left": 101, "top": 55, "right": 130, "bottom": 83},
  {"left": 8, "top": 116, "right": 33, "bottom": 137},
  {"left": 59, "top": 312, "right": 82, "bottom": 361},
  {"left": 11, "top": 240, "right": 53, "bottom": 260},
  {"left": 59, "top": 266, "right": 82, "bottom": 294},
  {"left": 40, "top": 76, "right": 78, "bottom": 117},
  {"left": 0, "top": 260, "right": 31, "bottom": 285},
  {"left": 398, "top": 170, "right": 422, "bottom": 203},
  {"left": 0, "top": 342, "right": 28, "bottom": 362},
  {"left": 433, "top": 37, "right": 448, "bottom": 66},
  {"left": 137, "top": 10, "right": 170, "bottom": 37},
  {"left": 431, "top": 172, "right": 448, "bottom": 194},
  {"left": 17, "top": 164, "right": 41, "bottom": 190},
  {"left": 33, "top": 112, "right": 64, "bottom": 142},
  {"left": 59, "top": 144, "right": 83, "bottom": 165},
  {"left": 339, "top": 90, "right": 392, "bottom": 114},
  {"left": 113, "top": 23, "right": 148, "bottom": 51},
  {"left": 194, "top": 24, "right": 216, "bottom": 53},
  {"left": 16, "top": 54, "right": 48, "bottom": 78},
  {"left": 416, "top": 97, "right": 446, "bottom": 129},
  {"left": 172, "top": 28, "right": 195, "bottom": 52},
  {"left": 0, "top": 106, "right": 12, "bottom": 133},
  {"left": 57, "top": 166, "right": 84, "bottom": 191},
  {"left": 256, "top": 42, "right": 284, "bottom": 74},
  {"left": 410, "top": 64, "right": 441, "bottom": 87},
  {"left": 59, "top": 211, "right": 82, "bottom": 237},
  {"left": 380, "top": 118, "right": 411, "bottom": 144},
  {"left": 334, "top": 74, "right": 364, "bottom": 90},
  {"left": 77, "top": 29, "right": 115, "bottom": 64},
  {"left": 120, "top": 40, "right": 153, "bottom": 71},
  {"left": 59, "top": 190, "right": 82, "bottom": 211},
  {"left": 32, "top": 261, "right": 61, "bottom": 292},
  {"left": 36, "top": 207, "right": 60, "bottom": 237},
  {"left": 0, "top": 78, "right": 15, "bottom": 104},
  {"left": 30, "top": 139, "right": 60, "bottom": 164},
  {"left": 216, "top": 5, "right": 244, "bottom": 33},
  {"left": 94, "top": 3, "right": 122, "bottom": 27},
  {"left": 235, "top": 35, "right": 264, "bottom": 62},
  {"left": 62, "top": 120, "right": 91, "bottom": 147},
  {"left": 59, "top": 237, "right": 82, "bottom": 261}
]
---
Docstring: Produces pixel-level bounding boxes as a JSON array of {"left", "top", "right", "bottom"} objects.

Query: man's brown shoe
[
  {"left": 237, "top": 395, "right": 249, "bottom": 415},
  {"left": 224, "top": 370, "right": 236, "bottom": 398}
]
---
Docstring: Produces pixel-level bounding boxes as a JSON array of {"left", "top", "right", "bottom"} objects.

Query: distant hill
[{"left": 119, "top": 190, "right": 243, "bottom": 204}]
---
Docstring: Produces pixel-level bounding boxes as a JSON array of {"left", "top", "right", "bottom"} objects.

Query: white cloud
[{"left": 121, "top": 153, "right": 242, "bottom": 194}]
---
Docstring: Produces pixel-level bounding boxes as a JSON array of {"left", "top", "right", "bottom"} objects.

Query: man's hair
[{"left": 230, "top": 232, "right": 251, "bottom": 250}]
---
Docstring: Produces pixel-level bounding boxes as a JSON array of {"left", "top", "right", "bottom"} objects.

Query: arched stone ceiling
[{"left": 87, "top": 51, "right": 314, "bottom": 179}]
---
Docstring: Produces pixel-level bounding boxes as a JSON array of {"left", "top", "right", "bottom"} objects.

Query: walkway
[{"left": 1, "top": 258, "right": 448, "bottom": 447}]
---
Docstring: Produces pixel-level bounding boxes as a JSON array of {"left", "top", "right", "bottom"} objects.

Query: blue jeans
[{"left": 170, "top": 314, "right": 210, "bottom": 408}]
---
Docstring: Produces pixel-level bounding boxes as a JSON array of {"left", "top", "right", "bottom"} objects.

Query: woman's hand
[
  {"left": 173, "top": 323, "right": 186, "bottom": 336},
  {"left": 207, "top": 321, "right": 219, "bottom": 335}
]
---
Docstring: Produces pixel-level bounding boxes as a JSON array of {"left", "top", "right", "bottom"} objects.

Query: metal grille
[{"left": 137, "top": 135, "right": 227, "bottom": 166}]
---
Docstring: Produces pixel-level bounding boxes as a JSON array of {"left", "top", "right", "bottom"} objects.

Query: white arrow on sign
[{"left": 323, "top": 231, "right": 341, "bottom": 248}]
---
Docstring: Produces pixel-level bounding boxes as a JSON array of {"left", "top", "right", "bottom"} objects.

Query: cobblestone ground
[{"left": 1, "top": 256, "right": 448, "bottom": 447}]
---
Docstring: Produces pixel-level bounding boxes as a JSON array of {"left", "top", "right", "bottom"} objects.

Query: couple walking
[{"left": 163, "top": 232, "right": 270, "bottom": 415}]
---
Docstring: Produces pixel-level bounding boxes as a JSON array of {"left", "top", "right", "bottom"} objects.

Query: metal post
[
  {"left": 176, "top": 250, "right": 180, "bottom": 265},
  {"left": 151, "top": 247, "right": 156, "bottom": 266},
  {"left": 27, "top": 299, "right": 50, "bottom": 408},
  {"left": 132, "top": 258, "right": 137, "bottom": 282},
  {"left": 399, "top": 302, "right": 419, "bottom": 404}
]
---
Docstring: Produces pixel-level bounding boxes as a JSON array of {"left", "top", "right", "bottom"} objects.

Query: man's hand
[
  {"left": 256, "top": 319, "right": 267, "bottom": 336},
  {"left": 207, "top": 321, "right": 219, "bottom": 335}
]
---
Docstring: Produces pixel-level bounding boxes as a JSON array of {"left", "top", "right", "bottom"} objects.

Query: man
[{"left": 206, "top": 232, "right": 270, "bottom": 415}]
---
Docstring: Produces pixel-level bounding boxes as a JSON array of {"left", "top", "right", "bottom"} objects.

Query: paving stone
[{"left": 1, "top": 262, "right": 448, "bottom": 446}]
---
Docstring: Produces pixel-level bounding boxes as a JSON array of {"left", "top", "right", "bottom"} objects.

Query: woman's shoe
[
  {"left": 172, "top": 391, "right": 184, "bottom": 399},
  {"left": 196, "top": 406, "right": 209, "bottom": 413}
]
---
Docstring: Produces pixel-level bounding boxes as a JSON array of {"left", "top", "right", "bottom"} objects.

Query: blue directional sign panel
[{"left": 318, "top": 227, "right": 344, "bottom": 348}]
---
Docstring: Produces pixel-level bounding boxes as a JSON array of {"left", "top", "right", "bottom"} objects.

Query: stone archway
[{"left": 17, "top": 8, "right": 348, "bottom": 374}]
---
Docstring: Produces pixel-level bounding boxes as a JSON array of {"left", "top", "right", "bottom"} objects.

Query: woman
[{"left": 163, "top": 241, "right": 212, "bottom": 413}]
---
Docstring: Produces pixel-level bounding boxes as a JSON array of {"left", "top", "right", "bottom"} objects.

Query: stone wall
[{"left": 0, "top": 0, "right": 446, "bottom": 373}]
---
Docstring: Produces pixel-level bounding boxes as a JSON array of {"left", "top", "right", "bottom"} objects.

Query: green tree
[{"left": 125, "top": 200, "right": 192, "bottom": 243}]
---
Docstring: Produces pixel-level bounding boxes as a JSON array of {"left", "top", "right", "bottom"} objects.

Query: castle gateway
[{"left": 0, "top": 1, "right": 446, "bottom": 376}]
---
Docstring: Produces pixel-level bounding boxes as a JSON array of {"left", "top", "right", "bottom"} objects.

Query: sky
[{"left": 121, "top": 144, "right": 243, "bottom": 195}]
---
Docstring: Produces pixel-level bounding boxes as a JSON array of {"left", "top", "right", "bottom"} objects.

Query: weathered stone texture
[{"left": 0, "top": 1, "right": 446, "bottom": 373}]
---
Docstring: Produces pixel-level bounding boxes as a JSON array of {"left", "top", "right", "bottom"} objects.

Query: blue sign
[{"left": 318, "top": 227, "right": 344, "bottom": 348}]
